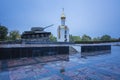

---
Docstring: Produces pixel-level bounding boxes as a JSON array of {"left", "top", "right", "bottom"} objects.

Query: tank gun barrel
[{"left": 43, "top": 24, "right": 54, "bottom": 29}]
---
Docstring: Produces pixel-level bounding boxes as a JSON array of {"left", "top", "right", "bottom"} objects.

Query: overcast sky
[{"left": 0, "top": 0, "right": 120, "bottom": 38}]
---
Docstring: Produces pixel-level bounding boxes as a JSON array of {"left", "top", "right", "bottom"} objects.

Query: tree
[
  {"left": 49, "top": 34, "right": 57, "bottom": 42},
  {"left": 81, "top": 34, "right": 91, "bottom": 41},
  {"left": 101, "top": 35, "right": 111, "bottom": 41},
  {"left": 9, "top": 30, "right": 21, "bottom": 40},
  {"left": 69, "top": 35, "right": 74, "bottom": 42},
  {"left": 93, "top": 37, "right": 101, "bottom": 41},
  {"left": 0, "top": 25, "right": 8, "bottom": 41},
  {"left": 69, "top": 34, "right": 81, "bottom": 42}
]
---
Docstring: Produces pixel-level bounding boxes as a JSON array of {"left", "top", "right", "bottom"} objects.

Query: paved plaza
[{"left": 0, "top": 46, "right": 120, "bottom": 80}]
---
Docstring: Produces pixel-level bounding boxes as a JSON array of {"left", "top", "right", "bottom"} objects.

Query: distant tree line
[
  {"left": 69, "top": 34, "right": 120, "bottom": 43},
  {"left": 0, "top": 25, "right": 120, "bottom": 43},
  {"left": 49, "top": 34, "right": 120, "bottom": 43}
]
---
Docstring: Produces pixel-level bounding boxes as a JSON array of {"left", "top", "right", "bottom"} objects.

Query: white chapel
[{"left": 57, "top": 9, "right": 69, "bottom": 42}]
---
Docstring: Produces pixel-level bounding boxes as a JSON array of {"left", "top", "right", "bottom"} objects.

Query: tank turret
[{"left": 31, "top": 24, "right": 53, "bottom": 31}]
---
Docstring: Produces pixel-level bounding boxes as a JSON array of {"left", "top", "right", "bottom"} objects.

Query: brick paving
[{"left": 0, "top": 46, "right": 120, "bottom": 80}]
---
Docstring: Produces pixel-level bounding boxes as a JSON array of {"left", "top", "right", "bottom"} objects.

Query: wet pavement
[{"left": 0, "top": 46, "right": 120, "bottom": 80}]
